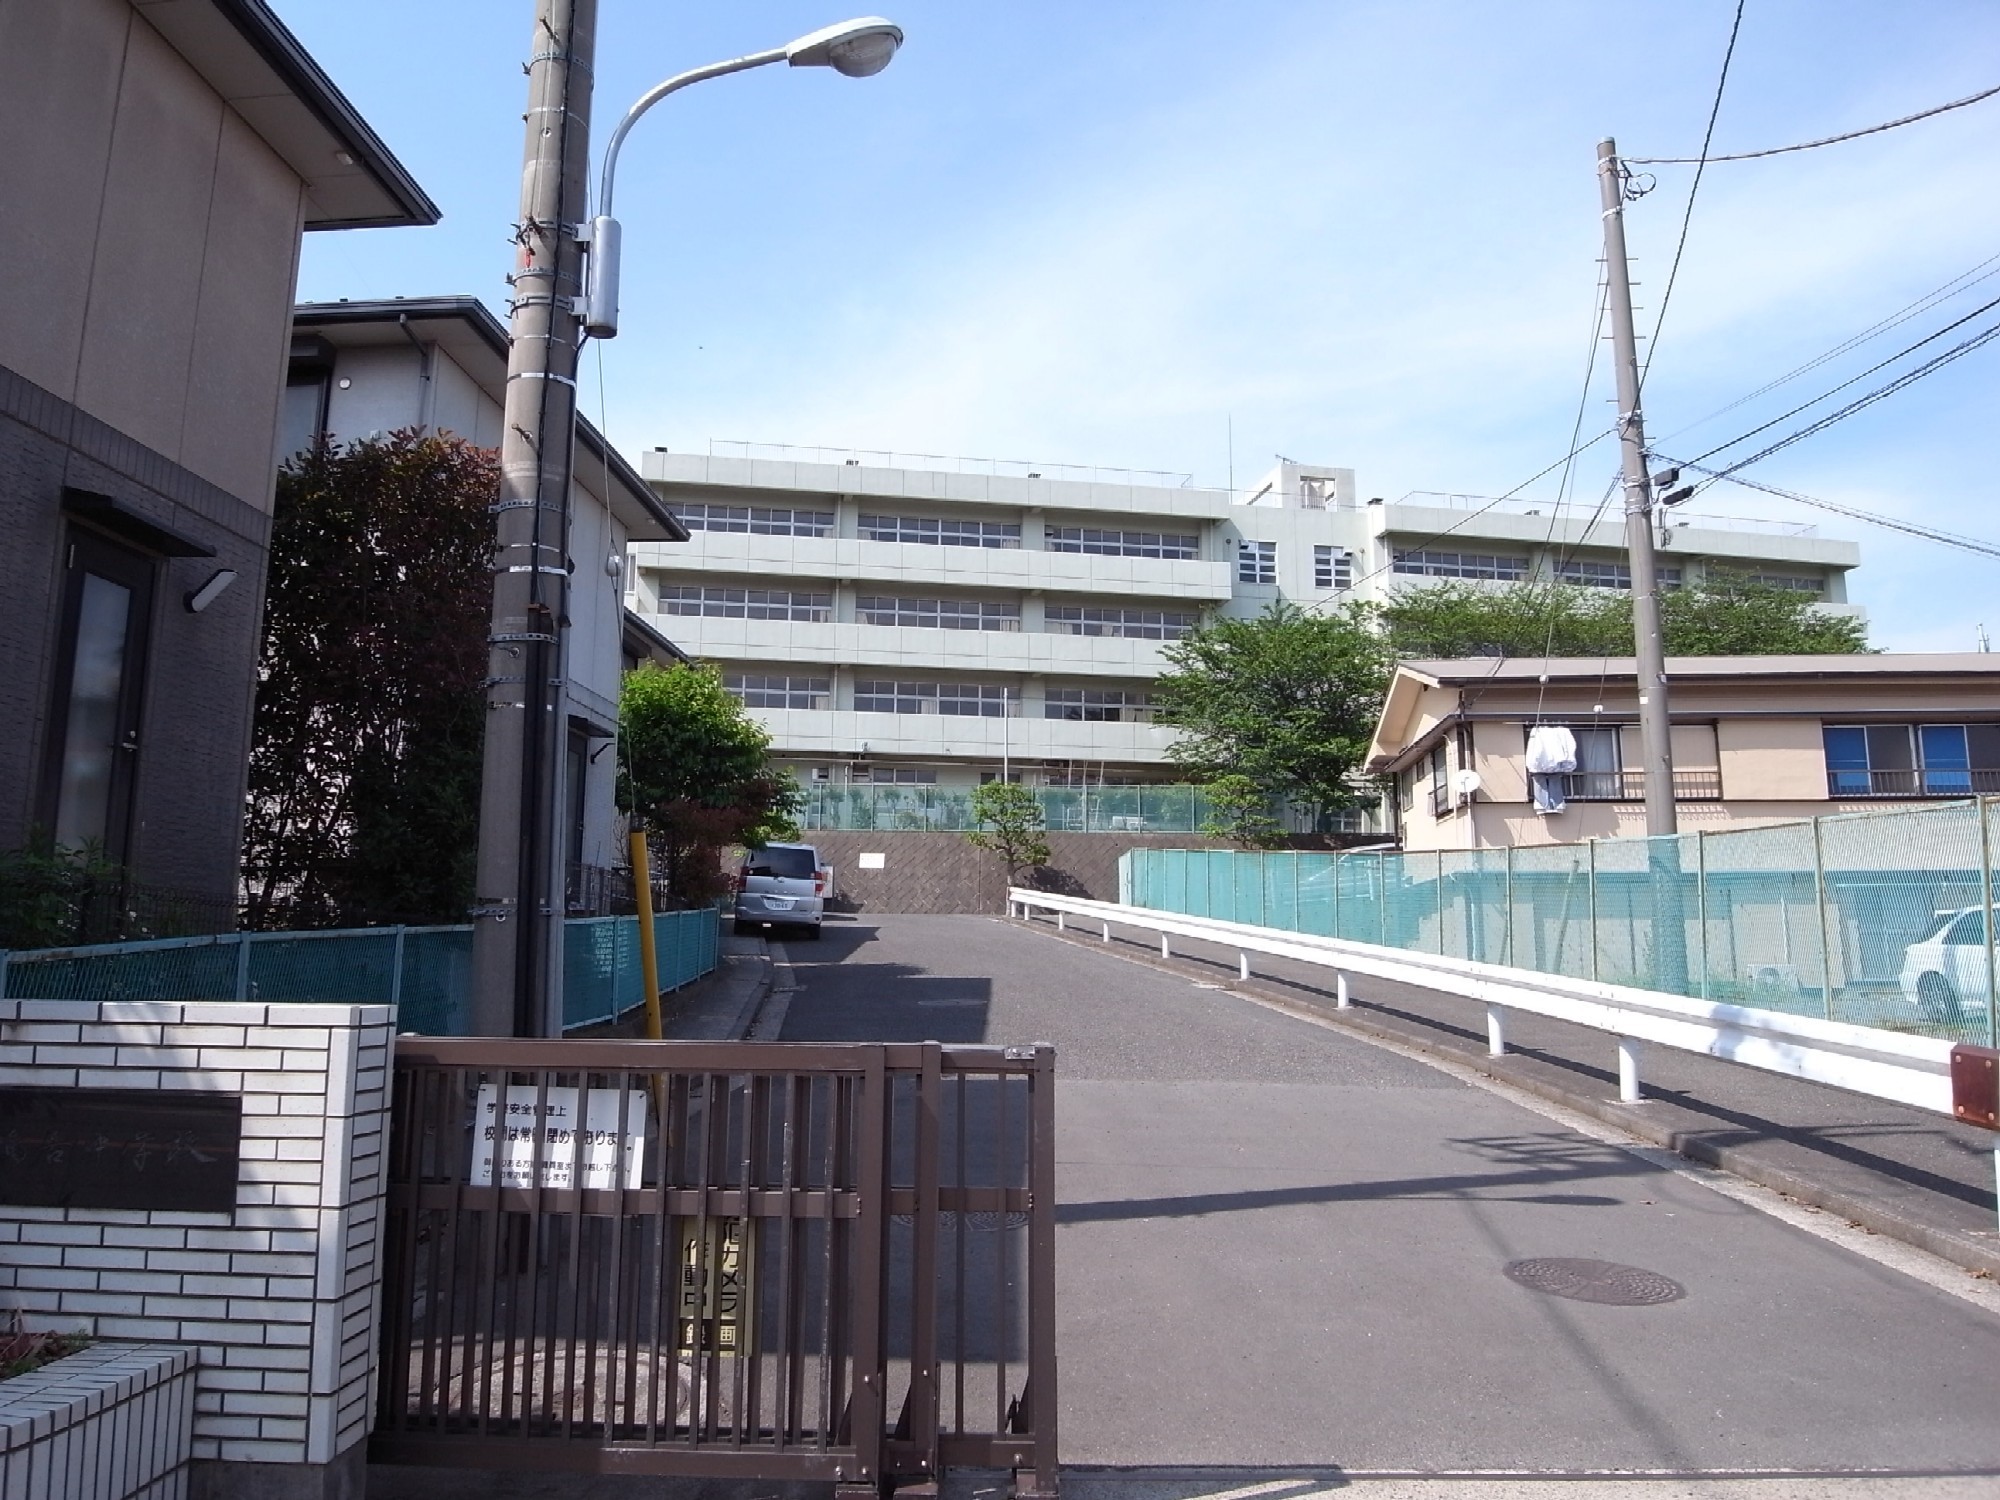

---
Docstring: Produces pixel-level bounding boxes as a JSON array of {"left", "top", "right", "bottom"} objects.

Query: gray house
[{"left": 0, "top": 0, "right": 435, "bottom": 923}]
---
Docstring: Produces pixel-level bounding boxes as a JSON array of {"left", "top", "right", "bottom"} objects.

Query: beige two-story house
[
  {"left": 0, "top": 0, "right": 434, "bottom": 922},
  {"left": 1369, "top": 655, "right": 2000, "bottom": 850}
]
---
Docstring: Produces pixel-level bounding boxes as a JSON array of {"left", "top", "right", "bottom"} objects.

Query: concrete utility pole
[
  {"left": 1597, "top": 137, "right": 1677, "bottom": 838},
  {"left": 471, "top": 0, "right": 598, "bottom": 1036}
]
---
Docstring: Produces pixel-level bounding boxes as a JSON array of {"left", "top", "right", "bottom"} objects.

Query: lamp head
[{"left": 786, "top": 16, "right": 903, "bottom": 77}]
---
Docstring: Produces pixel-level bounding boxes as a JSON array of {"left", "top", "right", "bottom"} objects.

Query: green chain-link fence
[
  {"left": 1122, "top": 798, "right": 2000, "bottom": 1045},
  {"left": 0, "top": 909, "right": 720, "bottom": 1035}
]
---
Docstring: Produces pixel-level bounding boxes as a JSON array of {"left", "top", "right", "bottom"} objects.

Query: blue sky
[{"left": 285, "top": 1, "right": 2000, "bottom": 651}]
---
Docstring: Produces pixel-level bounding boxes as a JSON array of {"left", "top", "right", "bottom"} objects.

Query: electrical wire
[
  {"left": 1691, "top": 317, "right": 2000, "bottom": 482},
  {"left": 1639, "top": 0, "right": 1745, "bottom": 393},
  {"left": 1682, "top": 290, "right": 2000, "bottom": 467},
  {"left": 1661, "top": 460, "right": 2000, "bottom": 560},
  {"left": 1655, "top": 248, "right": 2000, "bottom": 443},
  {"left": 1626, "top": 80, "right": 2000, "bottom": 164}
]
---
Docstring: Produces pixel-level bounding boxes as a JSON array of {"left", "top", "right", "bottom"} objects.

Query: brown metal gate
[{"left": 371, "top": 1039, "right": 1057, "bottom": 1497}]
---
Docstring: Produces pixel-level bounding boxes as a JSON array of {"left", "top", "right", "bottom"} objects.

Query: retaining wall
[
  {"left": 804, "top": 832, "right": 1287, "bottom": 915},
  {"left": 0, "top": 1343, "right": 196, "bottom": 1500}
]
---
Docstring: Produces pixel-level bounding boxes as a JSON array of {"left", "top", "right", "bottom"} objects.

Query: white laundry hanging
[{"left": 1525, "top": 724, "right": 1578, "bottom": 814}]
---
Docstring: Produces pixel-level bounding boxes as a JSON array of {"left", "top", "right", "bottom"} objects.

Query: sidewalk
[
  {"left": 1022, "top": 914, "right": 2000, "bottom": 1279},
  {"left": 563, "top": 927, "right": 775, "bottom": 1042}
]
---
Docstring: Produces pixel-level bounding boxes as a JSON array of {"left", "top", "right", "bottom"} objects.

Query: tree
[
  {"left": 1377, "top": 580, "right": 1869, "bottom": 660},
  {"left": 1152, "top": 601, "right": 1389, "bottom": 813},
  {"left": 964, "top": 781, "right": 1052, "bottom": 886},
  {"left": 1659, "top": 579, "right": 1870, "bottom": 655},
  {"left": 1199, "top": 774, "right": 1287, "bottom": 848},
  {"left": 242, "top": 432, "right": 497, "bottom": 929},
  {"left": 619, "top": 663, "right": 803, "bottom": 905}
]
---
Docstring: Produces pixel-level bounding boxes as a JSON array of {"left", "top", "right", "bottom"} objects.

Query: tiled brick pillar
[{"left": 0, "top": 1001, "right": 393, "bottom": 1491}]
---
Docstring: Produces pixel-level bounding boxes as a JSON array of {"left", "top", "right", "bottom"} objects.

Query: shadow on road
[{"left": 1057, "top": 1131, "right": 1652, "bottom": 1223}]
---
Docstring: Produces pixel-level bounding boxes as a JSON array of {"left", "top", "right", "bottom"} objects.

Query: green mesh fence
[
  {"left": 1121, "top": 799, "right": 2000, "bottom": 1045},
  {"left": 800, "top": 782, "right": 1230, "bottom": 833},
  {"left": 0, "top": 909, "right": 720, "bottom": 1036}
]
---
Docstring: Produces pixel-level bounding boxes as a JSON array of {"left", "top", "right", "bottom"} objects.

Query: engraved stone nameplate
[{"left": 0, "top": 1088, "right": 243, "bottom": 1214}]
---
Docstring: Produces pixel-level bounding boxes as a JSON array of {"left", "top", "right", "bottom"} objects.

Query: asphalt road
[{"left": 775, "top": 914, "right": 2000, "bottom": 1482}]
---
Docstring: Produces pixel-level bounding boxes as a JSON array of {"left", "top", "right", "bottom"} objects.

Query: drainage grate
[{"left": 1503, "top": 1257, "right": 1687, "bottom": 1306}]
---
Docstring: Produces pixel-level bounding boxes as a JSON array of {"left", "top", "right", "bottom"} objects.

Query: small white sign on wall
[
  {"left": 471, "top": 1084, "right": 648, "bottom": 1189},
  {"left": 858, "top": 852, "right": 886, "bottom": 869}
]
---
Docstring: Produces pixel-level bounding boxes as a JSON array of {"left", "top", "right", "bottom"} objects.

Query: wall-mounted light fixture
[{"left": 185, "top": 568, "right": 238, "bottom": 614}]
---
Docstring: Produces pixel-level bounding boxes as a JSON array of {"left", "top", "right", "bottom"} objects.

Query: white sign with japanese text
[{"left": 470, "top": 1084, "right": 648, "bottom": 1190}]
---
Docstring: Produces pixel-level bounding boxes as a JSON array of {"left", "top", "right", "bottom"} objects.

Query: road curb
[{"left": 1022, "top": 917, "right": 2000, "bottom": 1282}]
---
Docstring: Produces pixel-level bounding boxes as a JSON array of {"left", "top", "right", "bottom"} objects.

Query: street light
[{"left": 583, "top": 17, "right": 903, "bottom": 339}]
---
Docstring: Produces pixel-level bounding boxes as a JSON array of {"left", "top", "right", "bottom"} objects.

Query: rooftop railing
[
  {"left": 699, "top": 438, "right": 1200, "bottom": 489},
  {"left": 1391, "top": 491, "right": 1819, "bottom": 538}
]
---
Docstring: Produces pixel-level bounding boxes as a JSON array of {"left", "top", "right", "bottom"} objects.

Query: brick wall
[{"left": 0, "top": 1000, "right": 393, "bottom": 1471}]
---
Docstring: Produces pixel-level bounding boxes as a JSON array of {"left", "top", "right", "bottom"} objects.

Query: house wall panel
[
  {"left": 0, "top": 0, "right": 131, "bottom": 403},
  {"left": 1719, "top": 717, "right": 1826, "bottom": 800},
  {"left": 178, "top": 109, "right": 303, "bottom": 512},
  {"left": 72, "top": 18, "right": 223, "bottom": 471}
]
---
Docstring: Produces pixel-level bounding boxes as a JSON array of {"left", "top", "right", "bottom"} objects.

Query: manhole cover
[{"left": 1503, "top": 1257, "right": 1686, "bottom": 1306}]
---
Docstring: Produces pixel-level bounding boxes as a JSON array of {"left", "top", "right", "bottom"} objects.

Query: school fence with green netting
[
  {"left": 0, "top": 908, "right": 720, "bottom": 1035},
  {"left": 798, "top": 781, "right": 1373, "bottom": 834},
  {"left": 1120, "top": 798, "right": 2000, "bottom": 1046}
]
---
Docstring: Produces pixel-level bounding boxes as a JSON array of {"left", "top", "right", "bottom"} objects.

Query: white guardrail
[{"left": 1008, "top": 887, "right": 1967, "bottom": 1118}]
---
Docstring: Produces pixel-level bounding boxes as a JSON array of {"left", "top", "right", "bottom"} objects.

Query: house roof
[
  {"left": 136, "top": 0, "right": 438, "bottom": 229},
  {"left": 622, "top": 609, "right": 691, "bottom": 667},
  {"left": 1369, "top": 653, "right": 2000, "bottom": 774},
  {"left": 291, "top": 298, "right": 688, "bottom": 543},
  {"left": 1393, "top": 654, "right": 2000, "bottom": 686}
]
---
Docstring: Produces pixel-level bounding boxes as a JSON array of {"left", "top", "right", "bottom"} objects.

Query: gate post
[
  {"left": 841, "top": 1049, "right": 892, "bottom": 1495},
  {"left": 1017, "top": 1042, "right": 1061, "bottom": 1500}
]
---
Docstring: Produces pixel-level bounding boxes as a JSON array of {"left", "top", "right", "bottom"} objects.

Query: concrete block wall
[
  {"left": 0, "top": 1000, "right": 395, "bottom": 1472},
  {"left": 0, "top": 1343, "right": 195, "bottom": 1500}
]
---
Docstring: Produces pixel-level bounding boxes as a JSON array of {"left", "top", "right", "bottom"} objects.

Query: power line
[
  {"left": 1656, "top": 248, "right": 2000, "bottom": 442},
  {"left": 1683, "top": 290, "right": 2000, "bottom": 467},
  {"left": 1638, "top": 0, "right": 1745, "bottom": 393},
  {"left": 1627, "top": 80, "right": 2000, "bottom": 164},
  {"left": 1663, "top": 460, "right": 2000, "bottom": 560},
  {"left": 1693, "top": 317, "right": 2000, "bottom": 482}
]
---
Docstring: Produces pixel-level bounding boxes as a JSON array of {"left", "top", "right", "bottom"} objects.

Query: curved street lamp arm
[{"left": 598, "top": 48, "right": 787, "bottom": 219}]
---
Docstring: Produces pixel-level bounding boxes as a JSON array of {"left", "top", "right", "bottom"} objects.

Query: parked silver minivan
[{"left": 733, "top": 842, "right": 825, "bottom": 938}]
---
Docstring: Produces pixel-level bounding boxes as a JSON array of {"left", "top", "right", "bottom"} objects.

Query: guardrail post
[
  {"left": 1618, "top": 1037, "right": 1643, "bottom": 1102},
  {"left": 1238, "top": 951, "right": 1251, "bottom": 981},
  {"left": 1336, "top": 971, "right": 1350, "bottom": 1009},
  {"left": 1486, "top": 1003, "right": 1507, "bottom": 1056},
  {"left": 1056, "top": 911, "right": 1066, "bottom": 932},
  {"left": 1101, "top": 921, "right": 1110, "bottom": 942},
  {"left": 1160, "top": 933, "right": 1171, "bottom": 959}
]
